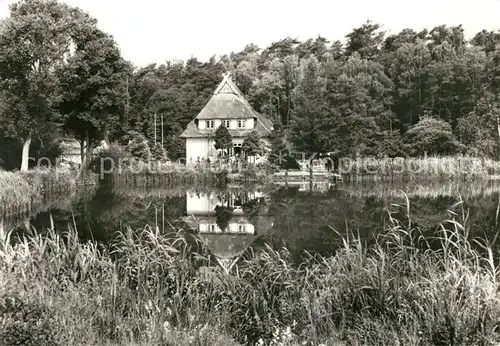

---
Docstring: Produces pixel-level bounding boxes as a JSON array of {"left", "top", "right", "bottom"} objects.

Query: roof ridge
[
  {"left": 181, "top": 73, "right": 274, "bottom": 137},
  {"left": 213, "top": 72, "right": 243, "bottom": 97}
]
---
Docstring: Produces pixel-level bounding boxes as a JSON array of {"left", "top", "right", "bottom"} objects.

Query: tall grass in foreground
[{"left": 1, "top": 196, "right": 500, "bottom": 345}]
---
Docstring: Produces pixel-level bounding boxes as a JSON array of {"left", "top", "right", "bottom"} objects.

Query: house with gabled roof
[
  {"left": 182, "top": 189, "right": 273, "bottom": 272},
  {"left": 180, "top": 72, "right": 273, "bottom": 163}
]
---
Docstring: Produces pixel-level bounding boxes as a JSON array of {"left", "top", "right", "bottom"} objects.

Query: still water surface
[{"left": 4, "top": 180, "right": 500, "bottom": 262}]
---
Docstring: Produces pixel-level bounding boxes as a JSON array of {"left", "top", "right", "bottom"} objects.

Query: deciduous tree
[
  {"left": 58, "top": 29, "right": 128, "bottom": 167},
  {"left": 0, "top": 0, "right": 95, "bottom": 171}
]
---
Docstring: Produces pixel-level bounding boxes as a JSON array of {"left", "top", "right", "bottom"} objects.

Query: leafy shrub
[
  {"left": 124, "top": 131, "right": 151, "bottom": 161},
  {"left": 404, "top": 117, "right": 462, "bottom": 156},
  {"left": 0, "top": 293, "right": 64, "bottom": 346},
  {"left": 374, "top": 130, "right": 407, "bottom": 157},
  {"left": 89, "top": 143, "right": 130, "bottom": 175},
  {"left": 166, "top": 136, "right": 185, "bottom": 161}
]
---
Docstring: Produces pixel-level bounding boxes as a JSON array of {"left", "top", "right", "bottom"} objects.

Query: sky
[{"left": 1, "top": 0, "right": 500, "bottom": 67}]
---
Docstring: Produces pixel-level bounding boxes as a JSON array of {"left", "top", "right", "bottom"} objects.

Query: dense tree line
[
  {"left": 120, "top": 22, "right": 500, "bottom": 162},
  {"left": 1, "top": 0, "right": 500, "bottom": 171},
  {"left": 227, "top": 23, "right": 500, "bottom": 160},
  {"left": 120, "top": 22, "right": 500, "bottom": 164}
]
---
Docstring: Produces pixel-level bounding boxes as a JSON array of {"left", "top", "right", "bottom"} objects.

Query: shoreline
[{"left": 3, "top": 156, "right": 500, "bottom": 219}]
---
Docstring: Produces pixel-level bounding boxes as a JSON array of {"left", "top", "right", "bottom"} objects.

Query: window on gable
[
  {"left": 238, "top": 224, "right": 246, "bottom": 233},
  {"left": 237, "top": 119, "right": 246, "bottom": 129},
  {"left": 206, "top": 120, "right": 214, "bottom": 129},
  {"left": 222, "top": 120, "right": 230, "bottom": 128}
]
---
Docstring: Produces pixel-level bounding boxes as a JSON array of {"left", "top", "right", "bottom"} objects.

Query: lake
[{"left": 3, "top": 179, "right": 500, "bottom": 263}]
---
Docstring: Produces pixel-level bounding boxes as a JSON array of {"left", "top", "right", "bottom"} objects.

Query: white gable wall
[
  {"left": 246, "top": 118, "right": 255, "bottom": 129},
  {"left": 186, "top": 138, "right": 216, "bottom": 162}
]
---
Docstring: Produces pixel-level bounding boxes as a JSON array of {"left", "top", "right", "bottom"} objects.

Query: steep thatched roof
[
  {"left": 196, "top": 94, "right": 254, "bottom": 120},
  {"left": 180, "top": 73, "right": 273, "bottom": 138}
]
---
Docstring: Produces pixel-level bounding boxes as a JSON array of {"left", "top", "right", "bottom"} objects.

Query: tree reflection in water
[{"left": 4, "top": 180, "right": 500, "bottom": 264}]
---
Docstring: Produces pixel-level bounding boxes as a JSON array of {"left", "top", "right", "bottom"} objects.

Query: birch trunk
[
  {"left": 80, "top": 139, "right": 85, "bottom": 166},
  {"left": 497, "top": 114, "right": 500, "bottom": 161},
  {"left": 82, "top": 130, "right": 91, "bottom": 172},
  {"left": 20, "top": 134, "right": 32, "bottom": 172}
]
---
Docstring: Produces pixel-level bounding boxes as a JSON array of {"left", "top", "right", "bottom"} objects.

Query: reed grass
[
  {"left": 109, "top": 168, "right": 230, "bottom": 191},
  {"left": 0, "top": 170, "right": 42, "bottom": 214},
  {"left": 1, "top": 195, "right": 500, "bottom": 345},
  {"left": 340, "top": 179, "right": 500, "bottom": 199},
  {"left": 104, "top": 160, "right": 270, "bottom": 186},
  {"left": 344, "top": 155, "right": 500, "bottom": 181},
  {"left": 0, "top": 168, "right": 98, "bottom": 219}
]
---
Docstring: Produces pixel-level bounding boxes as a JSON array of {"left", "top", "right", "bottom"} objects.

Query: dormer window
[
  {"left": 206, "top": 120, "right": 214, "bottom": 129},
  {"left": 222, "top": 120, "right": 230, "bottom": 128},
  {"left": 237, "top": 119, "right": 246, "bottom": 129}
]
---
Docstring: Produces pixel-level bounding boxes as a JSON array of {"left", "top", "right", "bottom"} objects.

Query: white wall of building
[
  {"left": 246, "top": 118, "right": 255, "bottom": 129},
  {"left": 197, "top": 118, "right": 255, "bottom": 131},
  {"left": 186, "top": 138, "right": 217, "bottom": 162},
  {"left": 186, "top": 191, "right": 261, "bottom": 216},
  {"left": 185, "top": 117, "right": 267, "bottom": 162},
  {"left": 186, "top": 192, "right": 219, "bottom": 214}
]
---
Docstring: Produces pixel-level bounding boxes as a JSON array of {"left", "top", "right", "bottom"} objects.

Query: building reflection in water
[{"left": 183, "top": 189, "right": 272, "bottom": 270}]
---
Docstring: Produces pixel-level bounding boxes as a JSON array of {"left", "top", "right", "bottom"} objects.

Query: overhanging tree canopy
[{"left": 0, "top": 0, "right": 98, "bottom": 171}]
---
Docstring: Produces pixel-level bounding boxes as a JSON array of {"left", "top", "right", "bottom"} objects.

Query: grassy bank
[{"left": 1, "top": 197, "right": 500, "bottom": 346}]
